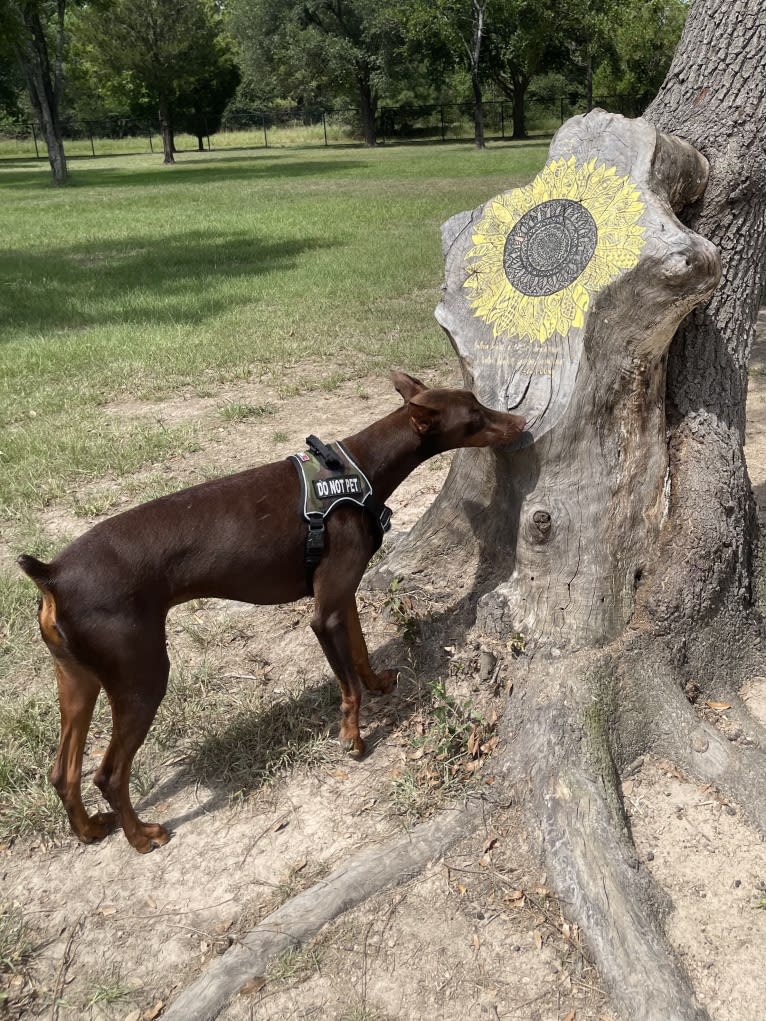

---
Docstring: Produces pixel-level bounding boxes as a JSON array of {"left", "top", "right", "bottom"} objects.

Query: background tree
[
  {"left": 0, "top": 0, "right": 68, "bottom": 184},
  {"left": 591, "top": 0, "right": 688, "bottom": 106},
  {"left": 175, "top": 28, "right": 240, "bottom": 150},
  {"left": 487, "top": 0, "right": 563, "bottom": 139},
  {"left": 228, "top": 0, "right": 400, "bottom": 147},
  {"left": 562, "top": 0, "right": 621, "bottom": 110},
  {"left": 79, "top": 0, "right": 232, "bottom": 164},
  {"left": 398, "top": 0, "right": 492, "bottom": 149}
]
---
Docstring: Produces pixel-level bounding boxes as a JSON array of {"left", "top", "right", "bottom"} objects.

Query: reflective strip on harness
[{"left": 288, "top": 440, "right": 392, "bottom": 593}]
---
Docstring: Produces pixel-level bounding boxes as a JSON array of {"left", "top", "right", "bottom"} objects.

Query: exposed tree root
[
  {"left": 161, "top": 801, "right": 480, "bottom": 1021},
  {"left": 162, "top": 598, "right": 765, "bottom": 1021},
  {"left": 498, "top": 651, "right": 714, "bottom": 1021},
  {"left": 495, "top": 632, "right": 766, "bottom": 1021}
]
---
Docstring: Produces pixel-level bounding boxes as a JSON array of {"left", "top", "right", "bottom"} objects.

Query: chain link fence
[{"left": 0, "top": 93, "right": 648, "bottom": 161}]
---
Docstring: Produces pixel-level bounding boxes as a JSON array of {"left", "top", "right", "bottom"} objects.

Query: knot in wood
[{"left": 529, "top": 509, "right": 553, "bottom": 544}]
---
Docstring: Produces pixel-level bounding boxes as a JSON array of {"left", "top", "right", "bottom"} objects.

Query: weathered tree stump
[
  {"left": 382, "top": 110, "right": 721, "bottom": 651},
  {"left": 374, "top": 103, "right": 766, "bottom": 1021}
]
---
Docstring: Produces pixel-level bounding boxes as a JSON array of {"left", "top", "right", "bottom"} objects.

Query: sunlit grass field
[{"left": 1, "top": 140, "right": 548, "bottom": 519}]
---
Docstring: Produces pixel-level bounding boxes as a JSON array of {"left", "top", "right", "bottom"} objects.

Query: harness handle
[{"left": 306, "top": 435, "right": 343, "bottom": 471}]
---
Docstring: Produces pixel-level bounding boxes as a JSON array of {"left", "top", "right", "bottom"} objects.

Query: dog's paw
[
  {"left": 340, "top": 733, "right": 366, "bottom": 758},
  {"left": 129, "top": 822, "right": 171, "bottom": 854},
  {"left": 82, "top": 811, "right": 117, "bottom": 843},
  {"left": 366, "top": 669, "right": 399, "bottom": 696}
]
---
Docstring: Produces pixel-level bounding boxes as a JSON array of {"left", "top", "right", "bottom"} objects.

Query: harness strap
[
  {"left": 304, "top": 513, "right": 326, "bottom": 591},
  {"left": 289, "top": 437, "right": 392, "bottom": 595}
]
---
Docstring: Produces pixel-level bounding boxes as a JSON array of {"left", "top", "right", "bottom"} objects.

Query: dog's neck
[{"left": 340, "top": 406, "right": 434, "bottom": 503}]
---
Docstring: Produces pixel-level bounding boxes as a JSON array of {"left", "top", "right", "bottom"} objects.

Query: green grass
[{"left": 1, "top": 141, "right": 547, "bottom": 519}]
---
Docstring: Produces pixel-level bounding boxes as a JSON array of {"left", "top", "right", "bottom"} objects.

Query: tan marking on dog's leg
[
  {"left": 345, "top": 600, "right": 397, "bottom": 695},
  {"left": 50, "top": 661, "right": 116, "bottom": 842}
]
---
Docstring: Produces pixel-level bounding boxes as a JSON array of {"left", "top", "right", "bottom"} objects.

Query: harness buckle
[{"left": 305, "top": 515, "right": 325, "bottom": 560}]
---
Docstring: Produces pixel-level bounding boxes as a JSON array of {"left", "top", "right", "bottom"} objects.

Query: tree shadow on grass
[
  {"left": 0, "top": 229, "right": 334, "bottom": 341},
  {"left": 0, "top": 155, "right": 366, "bottom": 190}
]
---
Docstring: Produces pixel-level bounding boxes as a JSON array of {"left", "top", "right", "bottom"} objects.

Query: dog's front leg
[
  {"left": 311, "top": 599, "right": 366, "bottom": 756},
  {"left": 344, "top": 600, "right": 398, "bottom": 695}
]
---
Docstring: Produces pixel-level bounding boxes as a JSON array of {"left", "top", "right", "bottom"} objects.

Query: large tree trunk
[
  {"left": 16, "top": 1, "right": 68, "bottom": 185},
  {"left": 640, "top": 0, "right": 766, "bottom": 684},
  {"left": 469, "top": 0, "right": 486, "bottom": 150},
  {"left": 158, "top": 92, "right": 175, "bottom": 164},
  {"left": 357, "top": 68, "right": 377, "bottom": 148},
  {"left": 371, "top": 2, "right": 766, "bottom": 1018}
]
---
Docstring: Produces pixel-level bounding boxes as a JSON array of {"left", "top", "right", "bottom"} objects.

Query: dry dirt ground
[{"left": 2, "top": 328, "right": 766, "bottom": 1021}]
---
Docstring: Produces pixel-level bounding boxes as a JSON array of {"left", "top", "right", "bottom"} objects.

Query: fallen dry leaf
[
  {"left": 534, "top": 929, "right": 543, "bottom": 950},
  {"left": 705, "top": 700, "right": 732, "bottom": 712},
  {"left": 239, "top": 977, "right": 267, "bottom": 996},
  {"left": 467, "top": 728, "right": 481, "bottom": 757},
  {"left": 142, "top": 1001, "right": 164, "bottom": 1021},
  {"left": 563, "top": 1011, "right": 577, "bottom": 1021}
]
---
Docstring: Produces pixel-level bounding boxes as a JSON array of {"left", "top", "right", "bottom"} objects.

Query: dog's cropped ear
[
  {"left": 392, "top": 371, "right": 428, "bottom": 403},
  {"left": 408, "top": 401, "right": 438, "bottom": 436}
]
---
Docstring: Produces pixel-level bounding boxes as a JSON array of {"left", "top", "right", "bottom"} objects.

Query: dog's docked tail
[{"left": 17, "top": 554, "right": 53, "bottom": 591}]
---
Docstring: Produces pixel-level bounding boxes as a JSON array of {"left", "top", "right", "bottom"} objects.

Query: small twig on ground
[{"left": 50, "top": 914, "right": 84, "bottom": 1021}]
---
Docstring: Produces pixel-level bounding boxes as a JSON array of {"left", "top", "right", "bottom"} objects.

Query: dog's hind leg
[
  {"left": 50, "top": 659, "right": 117, "bottom": 843},
  {"left": 94, "top": 636, "right": 171, "bottom": 853}
]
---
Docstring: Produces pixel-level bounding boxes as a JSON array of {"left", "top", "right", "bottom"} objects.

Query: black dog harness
[{"left": 289, "top": 435, "right": 392, "bottom": 593}]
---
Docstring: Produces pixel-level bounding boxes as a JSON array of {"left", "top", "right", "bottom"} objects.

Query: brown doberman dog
[{"left": 18, "top": 372, "right": 526, "bottom": 853}]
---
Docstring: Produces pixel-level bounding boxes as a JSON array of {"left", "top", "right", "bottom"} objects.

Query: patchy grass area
[
  {"left": 0, "top": 139, "right": 546, "bottom": 855},
  {"left": 0, "top": 141, "right": 546, "bottom": 525}
]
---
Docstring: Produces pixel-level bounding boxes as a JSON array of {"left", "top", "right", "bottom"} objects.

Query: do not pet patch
[{"left": 313, "top": 475, "right": 363, "bottom": 500}]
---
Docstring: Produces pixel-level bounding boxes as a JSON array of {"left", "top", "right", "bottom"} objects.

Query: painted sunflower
[{"left": 464, "top": 156, "right": 646, "bottom": 344}]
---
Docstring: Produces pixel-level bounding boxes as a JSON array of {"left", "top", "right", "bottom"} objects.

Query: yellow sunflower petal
[{"left": 465, "top": 156, "right": 645, "bottom": 343}]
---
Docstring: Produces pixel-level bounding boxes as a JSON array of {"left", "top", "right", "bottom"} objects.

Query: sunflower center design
[{"left": 502, "top": 199, "right": 598, "bottom": 297}]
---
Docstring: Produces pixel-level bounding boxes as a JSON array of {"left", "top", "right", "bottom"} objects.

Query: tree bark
[
  {"left": 158, "top": 92, "right": 175, "bottom": 164},
  {"left": 16, "top": 1, "right": 68, "bottom": 185},
  {"left": 357, "top": 68, "right": 377, "bottom": 148}
]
